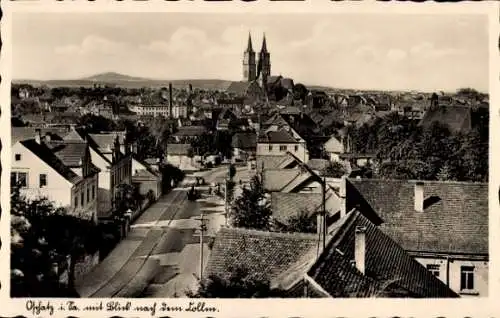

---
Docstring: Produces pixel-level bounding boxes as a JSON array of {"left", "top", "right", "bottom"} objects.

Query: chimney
[
  {"left": 169, "top": 83, "right": 173, "bottom": 118},
  {"left": 35, "top": 129, "right": 42, "bottom": 144},
  {"left": 414, "top": 181, "right": 424, "bottom": 212},
  {"left": 354, "top": 226, "right": 366, "bottom": 275}
]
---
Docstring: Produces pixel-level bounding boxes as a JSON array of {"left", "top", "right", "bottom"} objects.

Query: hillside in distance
[{"left": 14, "top": 72, "right": 234, "bottom": 91}]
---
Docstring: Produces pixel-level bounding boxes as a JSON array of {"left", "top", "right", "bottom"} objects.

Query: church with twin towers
[{"left": 243, "top": 32, "right": 270, "bottom": 86}]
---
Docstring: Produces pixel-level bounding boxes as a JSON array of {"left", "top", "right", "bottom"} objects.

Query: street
[{"left": 75, "top": 166, "right": 231, "bottom": 298}]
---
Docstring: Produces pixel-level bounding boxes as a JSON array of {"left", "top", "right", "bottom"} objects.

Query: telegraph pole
[
  {"left": 199, "top": 212, "right": 206, "bottom": 280},
  {"left": 321, "top": 145, "right": 327, "bottom": 250}
]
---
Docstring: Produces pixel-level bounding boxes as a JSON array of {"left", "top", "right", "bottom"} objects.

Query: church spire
[
  {"left": 246, "top": 32, "right": 254, "bottom": 52},
  {"left": 260, "top": 33, "right": 268, "bottom": 53}
]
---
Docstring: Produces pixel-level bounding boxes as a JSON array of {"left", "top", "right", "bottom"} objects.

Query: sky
[{"left": 12, "top": 13, "right": 489, "bottom": 92}]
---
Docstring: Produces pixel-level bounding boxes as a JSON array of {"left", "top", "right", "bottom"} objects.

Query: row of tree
[{"left": 348, "top": 113, "right": 488, "bottom": 182}]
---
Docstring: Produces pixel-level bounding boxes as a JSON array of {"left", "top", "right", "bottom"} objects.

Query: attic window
[{"left": 15, "top": 154, "right": 21, "bottom": 161}]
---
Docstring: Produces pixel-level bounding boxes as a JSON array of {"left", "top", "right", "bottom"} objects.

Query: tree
[
  {"left": 324, "top": 161, "right": 346, "bottom": 178},
  {"left": 77, "top": 114, "right": 118, "bottom": 133},
  {"left": 230, "top": 175, "right": 271, "bottom": 230},
  {"left": 113, "top": 183, "right": 141, "bottom": 216},
  {"left": 271, "top": 209, "right": 317, "bottom": 234},
  {"left": 189, "top": 265, "right": 285, "bottom": 298},
  {"left": 11, "top": 186, "right": 101, "bottom": 297}
]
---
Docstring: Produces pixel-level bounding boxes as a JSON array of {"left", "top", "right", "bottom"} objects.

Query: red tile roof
[
  {"left": 258, "top": 130, "right": 299, "bottom": 144},
  {"left": 347, "top": 178, "right": 488, "bottom": 255},
  {"left": 231, "top": 132, "right": 257, "bottom": 149},
  {"left": 308, "top": 210, "right": 458, "bottom": 298},
  {"left": 205, "top": 227, "right": 319, "bottom": 283},
  {"left": 20, "top": 139, "right": 82, "bottom": 184},
  {"left": 47, "top": 141, "right": 88, "bottom": 167}
]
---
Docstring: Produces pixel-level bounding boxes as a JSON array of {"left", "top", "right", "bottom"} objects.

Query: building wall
[
  {"left": 88, "top": 148, "right": 112, "bottom": 216},
  {"left": 12, "top": 142, "right": 73, "bottom": 207},
  {"left": 70, "top": 174, "right": 99, "bottom": 221},
  {"left": 133, "top": 178, "right": 162, "bottom": 200},
  {"left": 416, "top": 256, "right": 488, "bottom": 297},
  {"left": 172, "top": 105, "right": 188, "bottom": 119},
  {"left": 130, "top": 105, "right": 170, "bottom": 117},
  {"left": 256, "top": 142, "right": 308, "bottom": 162}
]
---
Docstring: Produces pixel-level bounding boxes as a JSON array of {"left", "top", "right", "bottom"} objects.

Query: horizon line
[{"left": 11, "top": 73, "right": 486, "bottom": 94}]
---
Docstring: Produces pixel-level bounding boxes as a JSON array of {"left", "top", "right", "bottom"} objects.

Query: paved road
[
  {"left": 137, "top": 167, "right": 228, "bottom": 297},
  {"left": 76, "top": 166, "right": 229, "bottom": 298}
]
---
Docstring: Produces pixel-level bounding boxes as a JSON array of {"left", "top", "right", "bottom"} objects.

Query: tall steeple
[
  {"left": 261, "top": 33, "right": 268, "bottom": 53},
  {"left": 246, "top": 32, "right": 254, "bottom": 52},
  {"left": 258, "top": 33, "right": 271, "bottom": 87},
  {"left": 243, "top": 32, "right": 257, "bottom": 82}
]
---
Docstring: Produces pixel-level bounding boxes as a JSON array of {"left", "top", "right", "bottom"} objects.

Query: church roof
[
  {"left": 246, "top": 32, "right": 254, "bottom": 52},
  {"left": 261, "top": 33, "right": 268, "bottom": 53}
]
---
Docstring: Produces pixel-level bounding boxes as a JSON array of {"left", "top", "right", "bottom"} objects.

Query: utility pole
[
  {"left": 321, "top": 145, "right": 327, "bottom": 250},
  {"left": 322, "top": 174, "right": 326, "bottom": 250},
  {"left": 199, "top": 212, "right": 206, "bottom": 280},
  {"left": 224, "top": 177, "right": 228, "bottom": 226}
]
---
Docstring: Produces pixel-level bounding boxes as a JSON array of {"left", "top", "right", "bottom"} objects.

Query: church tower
[
  {"left": 243, "top": 33, "right": 257, "bottom": 82},
  {"left": 258, "top": 33, "right": 271, "bottom": 87}
]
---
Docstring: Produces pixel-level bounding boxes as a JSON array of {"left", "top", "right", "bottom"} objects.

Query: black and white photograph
[{"left": 8, "top": 10, "right": 490, "bottom": 301}]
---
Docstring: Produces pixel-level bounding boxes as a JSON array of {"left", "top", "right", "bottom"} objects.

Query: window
[
  {"left": 460, "top": 266, "right": 475, "bottom": 291},
  {"left": 426, "top": 264, "right": 440, "bottom": 277},
  {"left": 81, "top": 191, "right": 84, "bottom": 206},
  {"left": 39, "top": 174, "right": 47, "bottom": 188},
  {"left": 294, "top": 145, "right": 299, "bottom": 152},
  {"left": 74, "top": 195, "right": 78, "bottom": 208},
  {"left": 92, "top": 185, "right": 96, "bottom": 199},
  {"left": 268, "top": 145, "right": 273, "bottom": 151},
  {"left": 279, "top": 145, "right": 287, "bottom": 152},
  {"left": 87, "top": 186, "right": 90, "bottom": 203},
  {"left": 15, "top": 154, "right": 21, "bottom": 161},
  {"left": 11, "top": 172, "right": 28, "bottom": 188}
]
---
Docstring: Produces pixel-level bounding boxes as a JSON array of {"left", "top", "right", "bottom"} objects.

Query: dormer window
[{"left": 15, "top": 154, "right": 21, "bottom": 161}]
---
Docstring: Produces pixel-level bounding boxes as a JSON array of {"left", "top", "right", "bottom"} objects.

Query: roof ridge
[
  {"left": 348, "top": 178, "right": 488, "bottom": 186},
  {"left": 220, "top": 226, "right": 318, "bottom": 240}
]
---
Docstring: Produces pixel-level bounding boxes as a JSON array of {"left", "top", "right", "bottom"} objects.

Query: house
[
  {"left": 257, "top": 130, "right": 308, "bottom": 163},
  {"left": 216, "top": 108, "right": 238, "bottom": 131},
  {"left": 131, "top": 156, "right": 163, "bottom": 201},
  {"left": 300, "top": 210, "right": 458, "bottom": 297},
  {"left": 338, "top": 153, "right": 376, "bottom": 168},
  {"left": 270, "top": 190, "right": 340, "bottom": 226},
  {"left": 172, "top": 125, "right": 208, "bottom": 143},
  {"left": 306, "top": 158, "right": 331, "bottom": 175},
  {"left": 12, "top": 134, "right": 99, "bottom": 221},
  {"left": 129, "top": 104, "right": 170, "bottom": 117},
  {"left": 166, "top": 143, "right": 197, "bottom": 171},
  {"left": 340, "top": 178, "right": 488, "bottom": 297},
  {"left": 226, "top": 81, "right": 264, "bottom": 104},
  {"left": 204, "top": 227, "right": 320, "bottom": 297},
  {"left": 65, "top": 130, "right": 133, "bottom": 217},
  {"left": 11, "top": 127, "right": 70, "bottom": 145},
  {"left": 231, "top": 132, "right": 257, "bottom": 162},
  {"left": 205, "top": 210, "right": 457, "bottom": 298},
  {"left": 323, "top": 135, "right": 346, "bottom": 162},
  {"left": 172, "top": 103, "right": 189, "bottom": 119}
]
